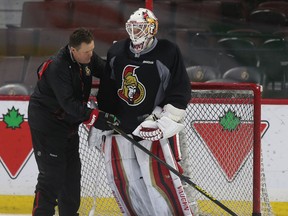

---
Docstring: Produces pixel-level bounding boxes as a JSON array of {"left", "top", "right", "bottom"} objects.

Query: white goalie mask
[{"left": 126, "top": 8, "right": 158, "bottom": 53}]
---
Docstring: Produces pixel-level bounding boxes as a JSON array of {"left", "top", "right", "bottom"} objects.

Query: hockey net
[{"left": 77, "top": 83, "right": 273, "bottom": 216}]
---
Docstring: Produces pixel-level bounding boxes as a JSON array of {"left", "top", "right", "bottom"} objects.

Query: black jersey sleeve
[
  {"left": 96, "top": 55, "right": 118, "bottom": 115},
  {"left": 159, "top": 40, "right": 191, "bottom": 109}
]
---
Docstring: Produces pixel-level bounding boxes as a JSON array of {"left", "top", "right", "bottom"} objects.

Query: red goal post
[{"left": 78, "top": 82, "right": 273, "bottom": 216}]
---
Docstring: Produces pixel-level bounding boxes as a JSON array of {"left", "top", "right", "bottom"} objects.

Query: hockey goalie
[{"left": 89, "top": 8, "right": 193, "bottom": 216}]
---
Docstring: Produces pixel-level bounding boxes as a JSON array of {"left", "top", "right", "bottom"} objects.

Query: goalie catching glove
[
  {"left": 84, "top": 109, "right": 120, "bottom": 131},
  {"left": 133, "top": 104, "right": 185, "bottom": 141}
]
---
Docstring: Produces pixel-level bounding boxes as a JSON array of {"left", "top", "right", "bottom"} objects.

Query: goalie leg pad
[
  {"left": 178, "top": 128, "right": 199, "bottom": 214},
  {"left": 104, "top": 135, "right": 154, "bottom": 216},
  {"left": 87, "top": 126, "right": 113, "bottom": 151},
  {"left": 134, "top": 139, "right": 193, "bottom": 216},
  {"left": 160, "top": 139, "right": 193, "bottom": 215}
]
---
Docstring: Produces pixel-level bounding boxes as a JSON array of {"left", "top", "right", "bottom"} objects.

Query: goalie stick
[
  {"left": 88, "top": 146, "right": 102, "bottom": 216},
  {"left": 82, "top": 118, "right": 101, "bottom": 216},
  {"left": 107, "top": 122, "right": 238, "bottom": 216}
]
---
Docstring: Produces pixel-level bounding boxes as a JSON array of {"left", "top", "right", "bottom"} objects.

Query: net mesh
[
  {"left": 77, "top": 85, "right": 273, "bottom": 216},
  {"left": 78, "top": 127, "right": 121, "bottom": 216}
]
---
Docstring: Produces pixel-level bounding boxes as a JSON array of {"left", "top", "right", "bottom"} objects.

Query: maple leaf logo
[
  {"left": 0, "top": 107, "right": 33, "bottom": 179},
  {"left": 191, "top": 109, "right": 269, "bottom": 181},
  {"left": 219, "top": 109, "right": 241, "bottom": 131},
  {"left": 2, "top": 106, "right": 24, "bottom": 129}
]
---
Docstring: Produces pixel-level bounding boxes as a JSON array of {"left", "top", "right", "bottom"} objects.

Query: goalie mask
[{"left": 126, "top": 8, "right": 158, "bottom": 53}]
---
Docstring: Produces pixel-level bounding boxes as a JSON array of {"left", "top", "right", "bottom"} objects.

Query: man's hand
[
  {"left": 95, "top": 111, "right": 120, "bottom": 129},
  {"left": 84, "top": 109, "right": 120, "bottom": 130}
]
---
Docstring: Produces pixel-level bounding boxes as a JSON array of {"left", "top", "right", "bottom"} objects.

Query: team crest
[{"left": 118, "top": 65, "right": 145, "bottom": 106}]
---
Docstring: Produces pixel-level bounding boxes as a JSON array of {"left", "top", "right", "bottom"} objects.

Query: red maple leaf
[{"left": 0, "top": 107, "right": 33, "bottom": 179}]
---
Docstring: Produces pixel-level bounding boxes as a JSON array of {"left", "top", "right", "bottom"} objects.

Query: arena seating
[
  {"left": 0, "top": 83, "right": 30, "bottom": 96},
  {"left": 216, "top": 37, "right": 260, "bottom": 75},
  {"left": 222, "top": 66, "right": 262, "bottom": 84},
  {"left": 71, "top": 1, "right": 124, "bottom": 28},
  {"left": 0, "top": 29, "right": 7, "bottom": 56},
  {"left": 186, "top": 65, "right": 220, "bottom": 82},
  {"left": 0, "top": 0, "right": 288, "bottom": 98},
  {"left": 23, "top": 56, "right": 49, "bottom": 94},
  {"left": 6, "top": 28, "right": 38, "bottom": 56},
  {"left": 174, "top": 1, "right": 222, "bottom": 29},
  {"left": 21, "top": 1, "right": 74, "bottom": 28},
  {"left": 258, "top": 38, "right": 288, "bottom": 94},
  {"left": 0, "top": 56, "right": 26, "bottom": 86}
]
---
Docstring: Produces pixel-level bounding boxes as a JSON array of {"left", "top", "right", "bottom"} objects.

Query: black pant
[{"left": 30, "top": 128, "right": 81, "bottom": 216}]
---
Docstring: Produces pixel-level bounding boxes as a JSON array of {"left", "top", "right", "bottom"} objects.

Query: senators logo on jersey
[{"left": 118, "top": 65, "right": 145, "bottom": 106}]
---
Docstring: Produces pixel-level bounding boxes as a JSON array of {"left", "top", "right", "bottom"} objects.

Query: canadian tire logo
[
  {"left": 0, "top": 107, "right": 33, "bottom": 179},
  {"left": 191, "top": 109, "right": 269, "bottom": 182}
]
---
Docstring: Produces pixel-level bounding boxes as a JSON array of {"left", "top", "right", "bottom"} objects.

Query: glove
[
  {"left": 133, "top": 120, "right": 163, "bottom": 141},
  {"left": 133, "top": 106, "right": 163, "bottom": 141},
  {"left": 84, "top": 109, "right": 120, "bottom": 131},
  {"left": 133, "top": 104, "right": 185, "bottom": 141}
]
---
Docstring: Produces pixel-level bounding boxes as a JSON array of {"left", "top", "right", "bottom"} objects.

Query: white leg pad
[
  {"left": 135, "top": 139, "right": 193, "bottom": 216},
  {"left": 104, "top": 135, "right": 154, "bottom": 216}
]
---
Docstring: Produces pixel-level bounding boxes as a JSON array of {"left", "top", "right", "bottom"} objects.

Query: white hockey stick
[
  {"left": 82, "top": 105, "right": 102, "bottom": 216},
  {"left": 88, "top": 144, "right": 102, "bottom": 216},
  {"left": 85, "top": 99, "right": 102, "bottom": 216}
]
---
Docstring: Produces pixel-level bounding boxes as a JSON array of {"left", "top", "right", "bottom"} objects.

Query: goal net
[{"left": 78, "top": 83, "right": 273, "bottom": 216}]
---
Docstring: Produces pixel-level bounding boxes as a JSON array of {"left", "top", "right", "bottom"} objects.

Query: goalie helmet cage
[{"left": 77, "top": 82, "right": 274, "bottom": 216}]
